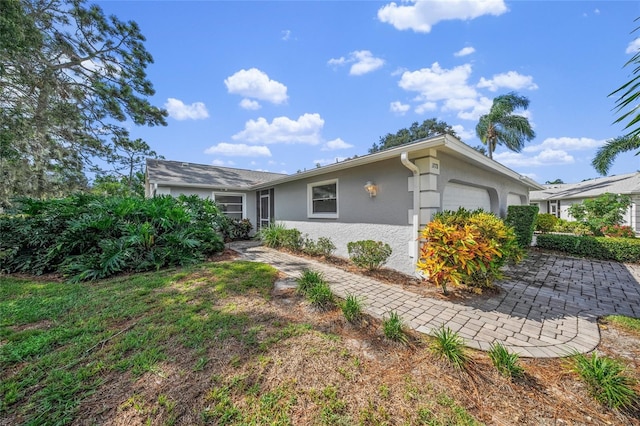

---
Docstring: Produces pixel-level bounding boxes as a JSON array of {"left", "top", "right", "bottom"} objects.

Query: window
[
  {"left": 308, "top": 179, "right": 338, "bottom": 218},
  {"left": 214, "top": 193, "right": 245, "bottom": 220}
]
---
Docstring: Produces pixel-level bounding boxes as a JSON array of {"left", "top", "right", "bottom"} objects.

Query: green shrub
[
  {"left": 296, "top": 269, "right": 325, "bottom": 295},
  {"left": 536, "top": 234, "right": 640, "bottom": 262},
  {"left": 258, "top": 222, "right": 287, "bottom": 248},
  {"left": 220, "top": 218, "right": 253, "bottom": 241},
  {"left": 552, "top": 219, "right": 593, "bottom": 236},
  {"left": 0, "top": 194, "right": 225, "bottom": 281},
  {"left": 307, "top": 282, "right": 335, "bottom": 310},
  {"left": 303, "top": 236, "right": 336, "bottom": 257},
  {"left": 280, "top": 228, "right": 303, "bottom": 251},
  {"left": 488, "top": 342, "right": 524, "bottom": 378},
  {"left": 505, "top": 205, "right": 539, "bottom": 247},
  {"left": 382, "top": 311, "right": 408, "bottom": 344},
  {"left": 430, "top": 327, "right": 468, "bottom": 369},
  {"left": 535, "top": 213, "right": 558, "bottom": 233},
  {"left": 568, "top": 193, "right": 632, "bottom": 236},
  {"left": 419, "top": 208, "right": 522, "bottom": 292},
  {"left": 341, "top": 294, "right": 364, "bottom": 323},
  {"left": 347, "top": 240, "right": 392, "bottom": 271},
  {"left": 571, "top": 351, "right": 637, "bottom": 409}
]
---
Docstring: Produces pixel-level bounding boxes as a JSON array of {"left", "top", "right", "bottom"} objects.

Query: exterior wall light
[{"left": 364, "top": 181, "right": 377, "bottom": 197}]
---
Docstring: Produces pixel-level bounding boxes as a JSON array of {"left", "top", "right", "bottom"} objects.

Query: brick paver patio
[{"left": 230, "top": 242, "right": 640, "bottom": 358}]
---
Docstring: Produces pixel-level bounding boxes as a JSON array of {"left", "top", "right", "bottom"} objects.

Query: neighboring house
[
  {"left": 146, "top": 134, "right": 543, "bottom": 275},
  {"left": 530, "top": 172, "right": 640, "bottom": 233}
]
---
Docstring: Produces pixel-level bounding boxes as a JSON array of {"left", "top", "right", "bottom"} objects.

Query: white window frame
[
  {"left": 307, "top": 179, "right": 339, "bottom": 219},
  {"left": 213, "top": 192, "right": 246, "bottom": 220}
]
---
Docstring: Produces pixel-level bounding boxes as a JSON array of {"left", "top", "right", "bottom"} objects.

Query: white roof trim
[{"left": 253, "top": 134, "right": 544, "bottom": 190}]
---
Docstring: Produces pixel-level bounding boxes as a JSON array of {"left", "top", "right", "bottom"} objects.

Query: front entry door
[{"left": 257, "top": 189, "right": 274, "bottom": 230}]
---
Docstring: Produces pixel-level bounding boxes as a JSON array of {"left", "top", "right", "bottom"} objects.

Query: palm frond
[{"left": 591, "top": 135, "right": 640, "bottom": 175}]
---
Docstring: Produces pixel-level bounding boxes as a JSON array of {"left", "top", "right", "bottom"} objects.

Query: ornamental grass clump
[
  {"left": 430, "top": 326, "right": 468, "bottom": 369},
  {"left": 417, "top": 208, "right": 522, "bottom": 294},
  {"left": 571, "top": 351, "right": 637, "bottom": 410},
  {"left": 340, "top": 294, "right": 364, "bottom": 324},
  {"left": 382, "top": 311, "right": 408, "bottom": 344},
  {"left": 488, "top": 342, "right": 524, "bottom": 379}
]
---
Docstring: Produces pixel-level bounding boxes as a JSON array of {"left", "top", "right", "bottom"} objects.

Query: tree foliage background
[
  {"left": 369, "top": 119, "right": 459, "bottom": 153},
  {"left": 0, "top": 0, "right": 167, "bottom": 206}
]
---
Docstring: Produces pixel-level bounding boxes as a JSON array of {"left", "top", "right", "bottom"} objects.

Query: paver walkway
[{"left": 229, "top": 242, "right": 640, "bottom": 358}]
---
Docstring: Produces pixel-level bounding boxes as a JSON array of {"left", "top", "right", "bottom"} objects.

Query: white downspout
[{"left": 401, "top": 152, "right": 421, "bottom": 265}]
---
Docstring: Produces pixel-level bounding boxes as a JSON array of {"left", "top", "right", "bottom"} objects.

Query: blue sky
[{"left": 99, "top": 0, "right": 640, "bottom": 184}]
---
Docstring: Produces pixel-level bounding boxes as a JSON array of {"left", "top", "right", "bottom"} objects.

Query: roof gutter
[{"left": 401, "top": 152, "right": 421, "bottom": 269}]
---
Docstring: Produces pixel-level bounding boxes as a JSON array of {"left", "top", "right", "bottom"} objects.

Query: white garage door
[
  {"left": 507, "top": 193, "right": 523, "bottom": 206},
  {"left": 442, "top": 182, "right": 491, "bottom": 212}
]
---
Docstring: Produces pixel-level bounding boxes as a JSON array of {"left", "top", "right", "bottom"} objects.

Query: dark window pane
[
  {"left": 312, "top": 184, "right": 336, "bottom": 200},
  {"left": 313, "top": 199, "right": 337, "bottom": 213},
  {"left": 216, "top": 195, "right": 242, "bottom": 204}
]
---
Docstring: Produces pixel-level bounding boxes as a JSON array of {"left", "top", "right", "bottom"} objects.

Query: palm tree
[
  {"left": 591, "top": 135, "right": 640, "bottom": 175},
  {"left": 611, "top": 18, "right": 640, "bottom": 140},
  {"left": 476, "top": 92, "right": 535, "bottom": 159}
]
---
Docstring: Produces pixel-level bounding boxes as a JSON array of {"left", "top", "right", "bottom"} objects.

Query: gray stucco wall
[{"left": 273, "top": 158, "right": 412, "bottom": 225}]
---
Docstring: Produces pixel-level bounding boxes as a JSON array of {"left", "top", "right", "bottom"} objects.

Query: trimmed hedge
[
  {"left": 505, "top": 205, "right": 539, "bottom": 248},
  {"left": 536, "top": 234, "right": 640, "bottom": 263}
]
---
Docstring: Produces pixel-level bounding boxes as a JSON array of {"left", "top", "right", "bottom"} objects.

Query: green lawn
[{"left": 0, "top": 260, "right": 480, "bottom": 426}]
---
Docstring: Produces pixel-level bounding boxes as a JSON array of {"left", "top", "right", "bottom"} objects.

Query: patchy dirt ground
[{"left": 63, "top": 250, "right": 640, "bottom": 426}]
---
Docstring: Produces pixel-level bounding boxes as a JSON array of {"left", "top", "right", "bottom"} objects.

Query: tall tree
[
  {"left": 101, "top": 137, "right": 162, "bottom": 191},
  {"left": 611, "top": 18, "right": 640, "bottom": 140},
  {"left": 0, "top": 0, "right": 167, "bottom": 206},
  {"left": 370, "top": 118, "right": 458, "bottom": 153},
  {"left": 475, "top": 92, "right": 535, "bottom": 159}
]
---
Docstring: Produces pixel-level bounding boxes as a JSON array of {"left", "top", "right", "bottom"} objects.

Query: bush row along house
[{"left": 146, "top": 134, "right": 543, "bottom": 275}]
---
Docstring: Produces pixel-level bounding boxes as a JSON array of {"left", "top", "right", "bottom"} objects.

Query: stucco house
[
  {"left": 529, "top": 171, "right": 640, "bottom": 233},
  {"left": 146, "top": 134, "right": 543, "bottom": 275}
]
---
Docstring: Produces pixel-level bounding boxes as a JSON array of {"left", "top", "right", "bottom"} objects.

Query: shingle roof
[
  {"left": 530, "top": 172, "right": 640, "bottom": 201},
  {"left": 146, "top": 159, "right": 286, "bottom": 190}
]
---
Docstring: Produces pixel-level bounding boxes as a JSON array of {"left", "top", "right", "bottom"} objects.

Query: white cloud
[
  {"left": 239, "top": 98, "right": 261, "bottom": 110},
  {"left": 523, "top": 137, "right": 605, "bottom": 153},
  {"left": 328, "top": 57, "right": 347, "bottom": 67},
  {"left": 454, "top": 46, "right": 475, "bottom": 57},
  {"left": 494, "top": 149, "right": 574, "bottom": 167},
  {"left": 390, "top": 101, "right": 410, "bottom": 114},
  {"left": 350, "top": 50, "right": 385, "bottom": 75},
  {"left": 626, "top": 38, "right": 640, "bottom": 54},
  {"left": 232, "top": 113, "right": 325, "bottom": 145},
  {"left": 399, "top": 62, "right": 477, "bottom": 101},
  {"left": 456, "top": 99, "right": 492, "bottom": 121},
  {"left": 281, "top": 29, "right": 291, "bottom": 41},
  {"left": 322, "top": 138, "right": 353, "bottom": 151},
  {"left": 224, "top": 68, "right": 288, "bottom": 104},
  {"left": 520, "top": 172, "right": 538, "bottom": 180},
  {"left": 399, "top": 62, "right": 489, "bottom": 119},
  {"left": 415, "top": 102, "right": 437, "bottom": 114},
  {"left": 204, "top": 143, "right": 272, "bottom": 157},
  {"left": 477, "top": 71, "right": 538, "bottom": 92},
  {"left": 451, "top": 124, "right": 475, "bottom": 141},
  {"left": 164, "top": 98, "right": 209, "bottom": 120},
  {"left": 328, "top": 50, "right": 385, "bottom": 75},
  {"left": 378, "top": 0, "right": 508, "bottom": 33}
]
